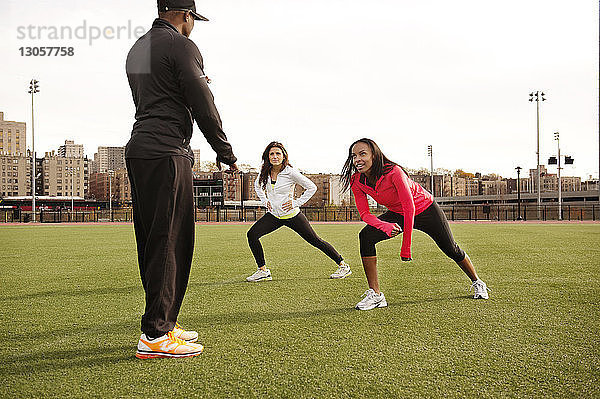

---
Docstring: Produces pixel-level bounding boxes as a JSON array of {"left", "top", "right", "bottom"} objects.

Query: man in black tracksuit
[{"left": 125, "top": 0, "right": 237, "bottom": 358}]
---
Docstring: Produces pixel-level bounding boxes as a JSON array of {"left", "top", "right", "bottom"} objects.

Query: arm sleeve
[
  {"left": 390, "top": 168, "right": 416, "bottom": 258},
  {"left": 290, "top": 168, "right": 317, "bottom": 208},
  {"left": 351, "top": 182, "right": 396, "bottom": 236},
  {"left": 254, "top": 175, "right": 268, "bottom": 207},
  {"left": 173, "top": 39, "right": 237, "bottom": 165}
]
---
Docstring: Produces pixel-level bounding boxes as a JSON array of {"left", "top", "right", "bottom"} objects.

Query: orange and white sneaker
[
  {"left": 135, "top": 331, "right": 204, "bottom": 359},
  {"left": 172, "top": 322, "right": 199, "bottom": 343}
]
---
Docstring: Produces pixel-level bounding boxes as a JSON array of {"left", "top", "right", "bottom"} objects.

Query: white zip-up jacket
[{"left": 254, "top": 165, "right": 317, "bottom": 218}]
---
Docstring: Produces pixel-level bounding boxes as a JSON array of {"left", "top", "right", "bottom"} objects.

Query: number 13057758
[{"left": 19, "top": 47, "right": 75, "bottom": 56}]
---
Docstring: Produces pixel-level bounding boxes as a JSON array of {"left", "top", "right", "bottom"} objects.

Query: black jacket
[{"left": 125, "top": 19, "right": 236, "bottom": 165}]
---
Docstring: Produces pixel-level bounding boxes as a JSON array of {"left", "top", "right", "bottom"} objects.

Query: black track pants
[
  {"left": 127, "top": 156, "right": 194, "bottom": 338},
  {"left": 247, "top": 212, "right": 343, "bottom": 267}
]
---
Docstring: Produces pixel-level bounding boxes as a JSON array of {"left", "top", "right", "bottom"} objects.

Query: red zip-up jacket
[{"left": 351, "top": 165, "right": 434, "bottom": 258}]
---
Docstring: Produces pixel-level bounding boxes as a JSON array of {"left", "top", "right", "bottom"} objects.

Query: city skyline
[
  {"left": 3, "top": 148, "right": 595, "bottom": 206},
  {"left": 1, "top": 127, "right": 597, "bottom": 182},
  {"left": 1, "top": 0, "right": 598, "bottom": 180}
]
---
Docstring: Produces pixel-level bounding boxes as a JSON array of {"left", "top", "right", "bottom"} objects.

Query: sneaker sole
[
  {"left": 473, "top": 295, "right": 489, "bottom": 299},
  {"left": 135, "top": 349, "right": 203, "bottom": 359},
  {"left": 246, "top": 276, "right": 272, "bottom": 282},
  {"left": 355, "top": 299, "right": 388, "bottom": 310},
  {"left": 330, "top": 271, "right": 352, "bottom": 279}
]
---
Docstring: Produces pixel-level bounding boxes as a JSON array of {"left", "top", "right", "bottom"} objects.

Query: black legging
[
  {"left": 359, "top": 201, "right": 466, "bottom": 262},
  {"left": 247, "top": 212, "right": 343, "bottom": 267}
]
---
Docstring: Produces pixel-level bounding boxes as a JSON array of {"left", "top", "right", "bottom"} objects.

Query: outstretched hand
[{"left": 217, "top": 159, "right": 238, "bottom": 174}]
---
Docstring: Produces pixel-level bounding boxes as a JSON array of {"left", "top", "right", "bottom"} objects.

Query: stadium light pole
[
  {"left": 28, "top": 79, "right": 40, "bottom": 222},
  {"left": 529, "top": 91, "right": 546, "bottom": 219},
  {"left": 554, "top": 131, "right": 562, "bottom": 220},
  {"left": 515, "top": 166, "right": 522, "bottom": 220},
  {"left": 240, "top": 171, "right": 245, "bottom": 222},
  {"left": 427, "top": 145, "right": 434, "bottom": 196},
  {"left": 70, "top": 167, "right": 74, "bottom": 213},
  {"left": 108, "top": 170, "right": 113, "bottom": 222}
]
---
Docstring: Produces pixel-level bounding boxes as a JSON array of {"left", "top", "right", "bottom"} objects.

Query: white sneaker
[
  {"left": 330, "top": 261, "right": 352, "bottom": 279},
  {"left": 470, "top": 279, "right": 490, "bottom": 299},
  {"left": 246, "top": 268, "right": 272, "bottom": 282},
  {"left": 355, "top": 289, "right": 388, "bottom": 310},
  {"left": 172, "top": 322, "right": 198, "bottom": 343},
  {"left": 135, "top": 331, "right": 204, "bottom": 359}
]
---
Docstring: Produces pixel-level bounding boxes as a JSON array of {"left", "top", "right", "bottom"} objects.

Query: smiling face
[
  {"left": 269, "top": 146, "right": 285, "bottom": 167},
  {"left": 351, "top": 141, "right": 374, "bottom": 175}
]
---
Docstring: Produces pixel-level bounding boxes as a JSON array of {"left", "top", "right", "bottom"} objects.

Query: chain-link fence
[{"left": 1, "top": 204, "right": 598, "bottom": 223}]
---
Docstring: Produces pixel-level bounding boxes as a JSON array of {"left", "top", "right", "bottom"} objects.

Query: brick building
[
  {"left": 303, "top": 173, "right": 330, "bottom": 207},
  {"left": 114, "top": 169, "right": 131, "bottom": 203},
  {"left": 89, "top": 169, "right": 130, "bottom": 203}
]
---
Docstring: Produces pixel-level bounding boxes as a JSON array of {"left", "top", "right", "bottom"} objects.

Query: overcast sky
[{"left": 2, "top": 0, "right": 598, "bottom": 179}]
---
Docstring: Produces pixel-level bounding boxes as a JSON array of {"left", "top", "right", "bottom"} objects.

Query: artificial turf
[{"left": 0, "top": 223, "right": 598, "bottom": 398}]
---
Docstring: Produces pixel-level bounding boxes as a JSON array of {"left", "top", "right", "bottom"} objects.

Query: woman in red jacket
[{"left": 341, "top": 138, "right": 489, "bottom": 310}]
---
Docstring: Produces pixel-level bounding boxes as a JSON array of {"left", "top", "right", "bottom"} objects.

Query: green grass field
[{"left": 1, "top": 223, "right": 599, "bottom": 398}]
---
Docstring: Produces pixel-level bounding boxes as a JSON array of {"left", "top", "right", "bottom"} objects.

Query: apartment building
[
  {"left": 465, "top": 179, "right": 481, "bottom": 196},
  {"left": 57, "top": 140, "right": 84, "bottom": 158},
  {"left": 329, "top": 175, "right": 353, "bottom": 206},
  {"left": 481, "top": 180, "right": 508, "bottom": 196},
  {"left": 242, "top": 172, "right": 260, "bottom": 202},
  {"left": 192, "top": 149, "right": 202, "bottom": 173},
  {"left": 0, "top": 154, "right": 31, "bottom": 197},
  {"left": 94, "top": 146, "right": 125, "bottom": 173},
  {"left": 222, "top": 172, "right": 241, "bottom": 202},
  {"left": 542, "top": 175, "right": 582, "bottom": 192},
  {"left": 41, "top": 152, "right": 89, "bottom": 198},
  {"left": 88, "top": 159, "right": 98, "bottom": 174},
  {"left": 409, "top": 172, "right": 450, "bottom": 197},
  {"left": 581, "top": 178, "right": 598, "bottom": 191},
  {"left": 448, "top": 176, "right": 466, "bottom": 197},
  {"left": 0, "top": 112, "right": 27, "bottom": 156},
  {"left": 529, "top": 165, "right": 582, "bottom": 192},
  {"left": 506, "top": 178, "right": 530, "bottom": 194}
]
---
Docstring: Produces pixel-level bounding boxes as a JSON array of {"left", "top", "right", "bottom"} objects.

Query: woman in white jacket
[{"left": 246, "top": 141, "right": 351, "bottom": 282}]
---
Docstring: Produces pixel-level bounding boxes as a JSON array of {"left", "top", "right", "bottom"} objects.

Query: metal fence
[
  {"left": 440, "top": 204, "right": 599, "bottom": 222},
  {"left": 0, "top": 209, "right": 134, "bottom": 223},
  {"left": 194, "top": 207, "right": 365, "bottom": 223},
  {"left": 1, "top": 204, "right": 598, "bottom": 223}
]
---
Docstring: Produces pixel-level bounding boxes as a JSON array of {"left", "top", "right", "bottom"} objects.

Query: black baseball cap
[{"left": 157, "top": 0, "right": 209, "bottom": 21}]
